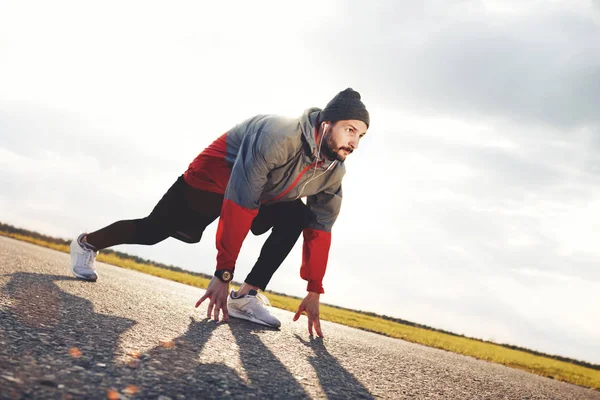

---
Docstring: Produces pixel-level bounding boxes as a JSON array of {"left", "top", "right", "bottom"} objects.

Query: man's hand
[
  {"left": 195, "top": 277, "right": 230, "bottom": 322},
  {"left": 293, "top": 292, "right": 323, "bottom": 337}
]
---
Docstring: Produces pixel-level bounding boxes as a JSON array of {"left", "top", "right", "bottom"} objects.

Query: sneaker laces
[
  {"left": 232, "top": 291, "right": 271, "bottom": 308},
  {"left": 82, "top": 248, "right": 96, "bottom": 269}
]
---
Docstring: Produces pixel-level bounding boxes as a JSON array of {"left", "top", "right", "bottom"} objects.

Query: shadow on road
[
  {"left": 0, "top": 272, "right": 136, "bottom": 398},
  {"left": 1, "top": 272, "right": 373, "bottom": 399},
  {"left": 296, "top": 334, "right": 374, "bottom": 399},
  {"left": 122, "top": 317, "right": 309, "bottom": 398},
  {"left": 125, "top": 316, "right": 253, "bottom": 398},
  {"left": 229, "top": 319, "right": 308, "bottom": 398}
]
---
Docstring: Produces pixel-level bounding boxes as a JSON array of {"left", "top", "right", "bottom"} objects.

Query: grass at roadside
[{"left": 2, "top": 230, "right": 599, "bottom": 390}]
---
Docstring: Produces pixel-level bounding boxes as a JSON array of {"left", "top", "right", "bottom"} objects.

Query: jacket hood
[
  {"left": 299, "top": 107, "right": 338, "bottom": 168},
  {"left": 299, "top": 107, "right": 320, "bottom": 153}
]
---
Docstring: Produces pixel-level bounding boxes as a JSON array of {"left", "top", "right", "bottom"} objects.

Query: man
[{"left": 70, "top": 88, "right": 370, "bottom": 337}]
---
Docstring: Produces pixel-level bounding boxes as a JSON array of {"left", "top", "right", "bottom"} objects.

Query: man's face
[{"left": 322, "top": 120, "right": 368, "bottom": 162}]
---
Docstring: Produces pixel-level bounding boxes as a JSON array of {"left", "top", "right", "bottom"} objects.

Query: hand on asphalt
[
  {"left": 195, "top": 277, "right": 230, "bottom": 322},
  {"left": 293, "top": 291, "right": 324, "bottom": 337}
]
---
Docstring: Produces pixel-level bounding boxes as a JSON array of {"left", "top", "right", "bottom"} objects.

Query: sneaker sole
[
  {"left": 228, "top": 308, "right": 280, "bottom": 328},
  {"left": 71, "top": 269, "right": 98, "bottom": 282}
]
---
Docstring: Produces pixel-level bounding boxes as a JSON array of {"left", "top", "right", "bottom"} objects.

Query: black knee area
[
  {"left": 250, "top": 221, "right": 269, "bottom": 236},
  {"left": 251, "top": 200, "right": 313, "bottom": 236},
  {"left": 293, "top": 201, "right": 314, "bottom": 230},
  {"left": 131, "top": 217, "right": 170, "bottom": 245}
]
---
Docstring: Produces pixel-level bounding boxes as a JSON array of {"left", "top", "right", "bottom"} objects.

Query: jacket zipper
[{"left": 263, "top": 161, "right": 319, "bottom": 204}]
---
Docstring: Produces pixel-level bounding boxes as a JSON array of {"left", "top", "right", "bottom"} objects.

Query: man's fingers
[
  {"left": 195, "top": 293, "right": 209, "bottom": 308},
  {"left": 293, "top": 310, "right": 302, "bottom": 322},
  {"left": 222, "top": 303, "right": 229, "bottom": 322},
  {"left": 213, "top": 303, "right": 220, "bottom": 321},
  {"left": 308, "top": 316, "right": 314, "bottom": 336},
  {"left": 293, "top": 305, "right": 304, "bottom": 321},
  {"left": 207, "top": 299, "right": 215, "bottom": 319},
  {"left": 315, "top": 319, "right": 324, "bottom": 338}
]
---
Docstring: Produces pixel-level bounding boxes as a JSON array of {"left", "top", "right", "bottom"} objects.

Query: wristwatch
[{"left": 214, "top": 269, "right": 234, "bottom": 283}]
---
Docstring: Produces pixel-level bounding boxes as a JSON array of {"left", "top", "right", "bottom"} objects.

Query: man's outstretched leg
[
  {"left": 227, "top": 200, "right": 312, "bottom": 327},
  {"left": 70, "top": 217, "right": 172, "bottom": 281},
  {"left": 70, "top": 175, "right": 222, "bottom": 281}
]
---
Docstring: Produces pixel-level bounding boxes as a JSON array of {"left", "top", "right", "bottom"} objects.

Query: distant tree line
[
  {"left": 357, "top": 309, "right": 600, "bottom": 371},
  {"left": 1, "top": 221, "right": 598, "bottom": 371}
]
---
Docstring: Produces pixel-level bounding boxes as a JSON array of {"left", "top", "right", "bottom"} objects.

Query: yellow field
[{"left": 2, "top": 231, "right": 599, "bottom": 389}]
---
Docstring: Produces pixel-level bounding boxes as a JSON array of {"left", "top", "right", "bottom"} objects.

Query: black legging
[
  {"left": 85, "top": 176, "right": 313, "bottom": 290},
  {"left": 247, "top": 199, "right": 313, "bottom": 289}
]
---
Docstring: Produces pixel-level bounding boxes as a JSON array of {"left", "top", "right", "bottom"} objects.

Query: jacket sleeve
[
  {"left": 215, "top": 130, "right": 286, "bottom": 272},
  {"left": 301, "top": 182, "right": 343, "bottom": 293}
]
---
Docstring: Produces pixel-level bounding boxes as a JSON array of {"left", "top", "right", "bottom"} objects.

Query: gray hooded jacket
[{"left": 184, "top": 108, "right": 345, "bottom": 293}]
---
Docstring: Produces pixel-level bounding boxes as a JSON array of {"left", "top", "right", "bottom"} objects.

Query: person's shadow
[
  {"left": 125, "top": 318, "right": 374, "bottom": 399},
  {"left": 124, "top": 317, "right": 252, "bottom": 398},
  {"left": 1, "top": 272, "right": 137, "bottom": 398},
  {"left": 1, "top": 272, "right": 373, "bottom": 399},
  {"left": 295, "top": 334, "right": 374, "bottom": 399},
  {"left": 124, "top": 318, "right": 308, "bottom": 399},
  {"left": 229, "top": 319, "right": 308, "bottom": 398}
]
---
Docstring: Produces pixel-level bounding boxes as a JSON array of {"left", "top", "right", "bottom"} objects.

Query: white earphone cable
[{"left": 299, "top": 123, "right": 337, "bottom": 196}]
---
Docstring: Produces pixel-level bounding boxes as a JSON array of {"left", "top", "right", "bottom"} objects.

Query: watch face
[{"left": 222, "top": 271, "right": 231, "bottom": 281}]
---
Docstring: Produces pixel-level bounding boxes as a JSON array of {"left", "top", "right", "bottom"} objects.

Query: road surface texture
[{"left": 1, "top": 236, "right": 598, "bottom": 399}]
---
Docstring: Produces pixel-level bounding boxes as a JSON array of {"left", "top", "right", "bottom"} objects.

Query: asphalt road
[{"left": 1, "top": 236, "right": 598, "bottom": 400}]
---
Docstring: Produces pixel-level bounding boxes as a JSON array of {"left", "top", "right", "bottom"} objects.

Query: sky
[{"left": 1, "top": 0, "right": 599, "bottom": 364}]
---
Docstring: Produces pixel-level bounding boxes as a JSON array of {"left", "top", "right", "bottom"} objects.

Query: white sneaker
[
  {"left": 70, "top": 234, "right": 99, "bottom": 282},
  {"left": 227, "top": 289, "right": 281, "bottom": 328}
]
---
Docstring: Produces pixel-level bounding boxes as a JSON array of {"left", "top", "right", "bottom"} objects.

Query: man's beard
[{"left": 322, "top": 135, "right": 353, "bottom": 162}]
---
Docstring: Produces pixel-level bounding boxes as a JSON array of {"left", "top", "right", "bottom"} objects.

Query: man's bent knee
[{"left": 131, "top": 217, "right": 170, "bottom": 245}]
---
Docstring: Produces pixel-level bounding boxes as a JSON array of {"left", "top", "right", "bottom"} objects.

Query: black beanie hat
[{"left": 320, "top": 88, "right": 370, "bottom": 128}]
